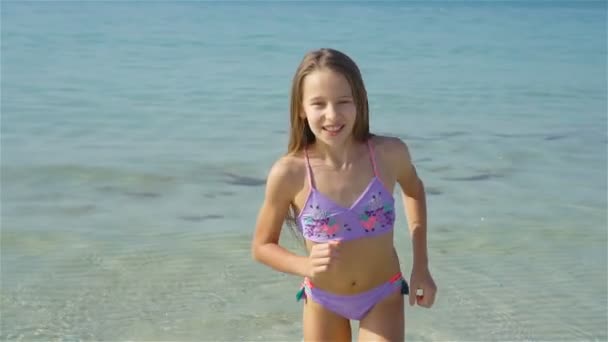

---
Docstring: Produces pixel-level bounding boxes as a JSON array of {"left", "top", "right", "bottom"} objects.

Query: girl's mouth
[{"left": 322, "top": 125, "right": 344, "bottom": 136}]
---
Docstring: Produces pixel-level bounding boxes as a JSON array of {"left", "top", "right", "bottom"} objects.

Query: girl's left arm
[{"left": 390, "top": 137, "right": 437, "bottom": 308}]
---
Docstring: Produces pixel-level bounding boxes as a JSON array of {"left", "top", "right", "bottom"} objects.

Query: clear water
[{"left": 2, "top": 1, "right": 606, "bottom": 341}]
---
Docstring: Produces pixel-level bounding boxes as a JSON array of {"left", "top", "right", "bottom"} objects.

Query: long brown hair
[
  {"left": 284, "top": 48, "right": 372, "bottom": 239},
  {"left": 288, "top": 48, "right": 371, "bottom": 153}
]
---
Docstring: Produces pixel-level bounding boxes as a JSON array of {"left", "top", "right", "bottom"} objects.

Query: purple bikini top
[{"left": 296, "top": 140, "right": 396, "bottom": 243}]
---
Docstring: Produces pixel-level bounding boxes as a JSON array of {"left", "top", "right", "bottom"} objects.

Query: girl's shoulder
[
  {"left": 369, "top": 134, "right": 414, "bottom": 165},
  {"left": 264, "top": 151, "right": 307, "bottom": 196},
  {"left": 369, "top": 134, "right": 419, "bottom": 187}
]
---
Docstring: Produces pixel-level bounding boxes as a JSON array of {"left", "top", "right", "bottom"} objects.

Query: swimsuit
[{"left": 295, "top": 139, "right": 409, "bottom": 320}]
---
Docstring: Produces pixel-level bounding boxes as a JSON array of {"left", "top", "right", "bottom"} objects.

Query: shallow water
[{"left": 2, "top": 1, "right": 606, "bottom": 340}]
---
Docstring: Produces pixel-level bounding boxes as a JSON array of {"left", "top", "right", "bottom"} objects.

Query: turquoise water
[{"left": 2, "top": 1, "right": 606, "bottom": 341}]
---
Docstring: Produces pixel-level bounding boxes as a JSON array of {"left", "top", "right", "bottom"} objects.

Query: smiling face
[
  {"left": 300, "top": 68, "right": 358, "bottom": 148},
  {"left": 287, "top": 48, "right": 370, "bottom": 154}
]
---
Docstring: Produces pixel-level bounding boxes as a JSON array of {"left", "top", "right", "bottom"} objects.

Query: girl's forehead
[{"left": 302, "top": 69, "right": 352, "bottom": 98}]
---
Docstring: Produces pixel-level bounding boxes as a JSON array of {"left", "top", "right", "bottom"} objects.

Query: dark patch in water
[
  {"left": 178, "top": 214, "right": 224, "bottom": 222},
  {"left": 544, "top": 134, "right": 567, "bottom": 141},
  {"left": 429, "top": 165, "right": 451, "bottom": 173},
  {"left": 398, "top": 134, "right": 434, "bottom": 141},
  {"left": 377, "top": 132, "right": 435, "bottom": 142},
  {"left": 400, "top": 131, "right": 470, "bottom": 141},
  {"left": 223, "top": 172, "right": 266, "bottom": 187},
  {"left": 494, "top": 132, "right": 569, "bottom": 142},
  {"left": 97, "top": 185, "right": 119, "bottom": 193},
  {"left": 443, "top": 173, "right": 502, "bottom": 181},
  {"left": 426, "top": 187, "right": 442, "bottom": 195},
  {"left": 63, "top": 204, "right": 96, "bottom": 215},
  {"left": 416, "top": 157, "right": 433, "bottom": 163},
  {"left": 493, "top": 133, "right": 536, "bottom": 139},
  {"left": 124, "top": 191, "right": 161, "bottom": 198},
  {"left": 438, "top": 131, "right": 468, "bottom": 138},
  {"left": 204, "top": 190, "right": 236, "bottom": 199},
  {"left": 98, "top": 186, "right": 161, "bottom": 198}
]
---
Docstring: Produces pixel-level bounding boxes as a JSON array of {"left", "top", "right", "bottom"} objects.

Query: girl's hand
[
  {"left": 409, "top": 266, "right": 437, "bottom": 308},
  {"left": 307, "top": 241, "right": 340, "bottom": 278}
]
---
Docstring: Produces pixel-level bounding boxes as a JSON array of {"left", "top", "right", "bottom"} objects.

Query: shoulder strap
[
  {"left": 304, "top": 148, "right": 315, "bottom": 189},
  {"left": 367, "top": 139, "right": 380, "bottom": 177}
]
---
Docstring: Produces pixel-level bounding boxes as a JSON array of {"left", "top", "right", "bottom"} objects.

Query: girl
[{"left": 251, "top": 48, "right": 437, "bottom": 341}]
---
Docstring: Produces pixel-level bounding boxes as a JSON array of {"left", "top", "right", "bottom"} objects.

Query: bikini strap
[
  {"left": 367, "top": 139, "right": 380, "bottom": 178},
  {"left": 304, "top": 148, "right": 315, "bottom": 189}
]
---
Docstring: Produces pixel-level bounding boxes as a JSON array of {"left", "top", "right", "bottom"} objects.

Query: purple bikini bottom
[{"left": 296, "top": 272, "right": 409, "bottom": 320}]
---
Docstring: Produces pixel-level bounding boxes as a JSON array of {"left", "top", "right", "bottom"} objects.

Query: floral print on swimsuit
[
  {"left": 358, "top": 191, "right": 395, "bottom": 233},
  {"left": 301, "top": 205, "right": 341, "bottom": 239}
]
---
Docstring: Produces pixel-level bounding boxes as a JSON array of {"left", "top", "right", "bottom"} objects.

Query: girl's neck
[{"left": 310, "top": 138, "right": 362, "bottom": 170}]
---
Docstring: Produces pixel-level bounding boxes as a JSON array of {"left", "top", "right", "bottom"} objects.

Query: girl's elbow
[
  {"left": 418, "top": 178, "right": 425, "bottom": 191},
  {"left": 251, "top": 242, "right": 262, "bottom": 262},
  {"left": 251, "top": 241, "right": 268, "bottom": 263}
]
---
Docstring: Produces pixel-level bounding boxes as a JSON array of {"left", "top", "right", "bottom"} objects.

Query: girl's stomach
[{"left": 305, "top": 231, "right": 402, "bottom": 295}]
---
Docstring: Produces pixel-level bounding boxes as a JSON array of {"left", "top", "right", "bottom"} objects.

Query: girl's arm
[
  {"left": 251, "top": 157, "right": 311, "bottom": 278},
  {"left": 389, "top": 137, "right": 437, "bottom": 308},
  {"left": 392, "top": 139, "right": 428, "bottom": 268}
]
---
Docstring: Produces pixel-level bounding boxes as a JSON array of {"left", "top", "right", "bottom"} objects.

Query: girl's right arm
[{"left": 251, "top": 157, "right": 312, "bottom": 277}]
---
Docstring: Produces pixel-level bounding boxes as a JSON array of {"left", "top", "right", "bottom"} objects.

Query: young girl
[{"left": 251, "top": 48, "right": 437, "bottom": 341}]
